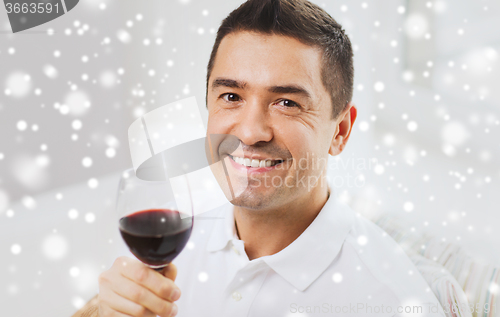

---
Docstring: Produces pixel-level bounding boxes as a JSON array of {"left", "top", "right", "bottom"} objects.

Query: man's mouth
[{"left": 228, "top": 155, "right": 284, "bottom": 168}]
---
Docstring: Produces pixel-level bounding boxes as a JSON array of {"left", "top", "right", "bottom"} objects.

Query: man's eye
[
  {"left": 221, "top": 93, "right": 240, "bottom": 102},
  {"left": 277, "top": 99, "right": 299, "bottom": 108}
]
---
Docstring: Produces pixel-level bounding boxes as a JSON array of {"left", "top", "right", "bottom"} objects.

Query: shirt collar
[
  {"left": 206, "top": 202, "right": 237, "bottom": 252},
  {"left": 206, "top": 187, "right": 355, "bottom": 291}
]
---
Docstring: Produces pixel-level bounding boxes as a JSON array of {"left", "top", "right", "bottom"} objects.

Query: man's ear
[{"left": 328, "top": 102, "right": 357, "bottom": 156}]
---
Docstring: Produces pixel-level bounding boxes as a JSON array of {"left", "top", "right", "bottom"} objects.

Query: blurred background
[{"left": 1, "top": 0, "right": 499, "bottom": 316}]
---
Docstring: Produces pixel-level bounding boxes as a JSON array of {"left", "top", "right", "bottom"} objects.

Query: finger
[
  {"left": 111, "top": 273, "right": 177, "bottom": 317},
  {"left": 160, "top": 263, "right": 177, "bottom": 282},
  {"left": 102, "top": 288, "right": 156, "bottom": 317},
  {"left": 98, "top": 304, "right": 134, "bottom": 317},
  {"left": 116, "top": 257, "right": 180, "bottom": 301}
]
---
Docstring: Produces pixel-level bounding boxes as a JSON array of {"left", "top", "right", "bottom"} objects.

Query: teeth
[
  {"left": 244, "top": 158, "right": 251, "bottom": 167},
  {"left": 231, "top": 156, "right": 279, "bottom": 168}
]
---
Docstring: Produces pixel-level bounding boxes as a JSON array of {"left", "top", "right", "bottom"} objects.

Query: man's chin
[{"left": 229, "top": 187, "right": 281, "bottom": 210}]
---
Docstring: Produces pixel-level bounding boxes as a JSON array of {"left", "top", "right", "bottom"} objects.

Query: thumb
[{"left": 161, "top": 263, "right": 177, "bottom": 281}]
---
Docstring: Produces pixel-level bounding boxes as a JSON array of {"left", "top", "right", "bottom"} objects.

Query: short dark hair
[{"left": 206, "top": 0, "right": 354, "bottom": 119}]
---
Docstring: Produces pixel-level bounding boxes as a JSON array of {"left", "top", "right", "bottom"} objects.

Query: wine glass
[{"left": 116, "top": 168, "right": 193, "bottom": 272}]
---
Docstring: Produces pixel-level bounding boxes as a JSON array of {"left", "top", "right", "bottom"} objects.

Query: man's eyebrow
[
  {"left": 268, "top": 84, "right": 312, "bottom": 100},
  {"left": 211, "top": 78, "right": 247, "bottom": 90}
]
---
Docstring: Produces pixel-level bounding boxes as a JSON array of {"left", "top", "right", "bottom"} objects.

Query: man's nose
[{"left": 235, "top": 101, "right": 273, "bottom": 145}]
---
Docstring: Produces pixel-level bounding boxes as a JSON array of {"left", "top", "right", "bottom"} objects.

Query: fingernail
[
  {"left": 170, "top": 303, "right": 178, "bottom": 316},
  {"left": 171, "top": 288, "right": 181, "bottom": 301}
]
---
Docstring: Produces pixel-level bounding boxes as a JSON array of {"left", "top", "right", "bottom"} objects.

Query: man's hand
[{"left": 96, "top": 256, "right": 180, "bottom": 317}]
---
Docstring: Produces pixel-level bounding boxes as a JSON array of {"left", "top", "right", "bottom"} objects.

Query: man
[{"left": 75, "top": 0, "right": 446, "bottom": 316}]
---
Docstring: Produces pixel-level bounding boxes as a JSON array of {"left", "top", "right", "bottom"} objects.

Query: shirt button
[
  {"left": 231, "top": 245, "right": 240, "bottom": 255},
  {"left": 231, "top": 291, "right": 242, "bottom": 301}
]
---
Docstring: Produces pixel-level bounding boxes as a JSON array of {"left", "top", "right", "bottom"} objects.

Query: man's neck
[{"left": 233, "top": 185, "right": 330, "bottom": 261}]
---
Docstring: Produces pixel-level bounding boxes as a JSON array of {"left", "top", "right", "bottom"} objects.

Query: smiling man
[
  {"left": 206, "top": 27, "right": 350, "bottom": 262},
  {"left": 76, "top": 1, "right": 446, "bottom": 317}
]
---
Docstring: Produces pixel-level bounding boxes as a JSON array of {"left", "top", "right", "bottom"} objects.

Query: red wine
[{"left": 119, "top": 209, "right": 192, "bottom": 266}]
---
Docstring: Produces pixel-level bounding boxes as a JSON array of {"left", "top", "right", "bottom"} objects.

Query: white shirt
[{"left": 119, "top": 189, "right": 446, "bottom": 316}]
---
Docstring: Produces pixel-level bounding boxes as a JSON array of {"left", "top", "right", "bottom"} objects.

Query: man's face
[{"left": 207, "top": 31, "right": 338, "bottom": 211}]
